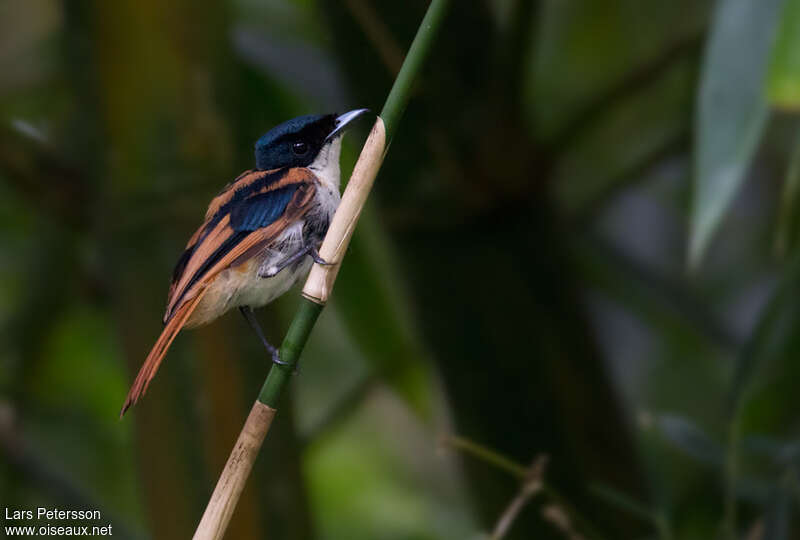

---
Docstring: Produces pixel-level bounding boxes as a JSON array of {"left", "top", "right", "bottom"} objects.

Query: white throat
[{"left": 308, "top": 138, "right": 342, "bottom": 191}]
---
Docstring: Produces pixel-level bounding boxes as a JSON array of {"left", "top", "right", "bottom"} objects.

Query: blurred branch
[
  {"left": 344, "top": 0, "right": 404, "bottom": 75},
  {"left": 589, "top": 484, "right": 673, "bottom": 540},
  {"left": 440, "top": 434, "right": 607, "bottom": 540},
  {"left": 547, "top": 30, "right": 704, "bottom": 157},
  {"left": 491, "top": 455, "right": 548, "bottom": 540},
  {"left": 541, "top": 503, "right": 586, "bottom": 540},
  {"left": 440, "top": 434, "right": 528, "bottom": 478}
]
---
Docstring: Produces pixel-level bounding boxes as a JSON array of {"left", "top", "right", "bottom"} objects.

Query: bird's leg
[
  {"left": 239, "top": 306, "right": 288, "bottom": 366},
  {"left": 259, "top": 246, "right": 310, "bottom": 278},
  {"left": 258, "top": 244, "right": 332, "bottom": 278}
]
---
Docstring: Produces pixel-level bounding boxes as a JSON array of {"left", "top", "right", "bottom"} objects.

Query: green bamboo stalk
[
  {"left": 258, "top": 300, "right": 322, "bottom": 407},
  {"left": 258, "top": 0, "right": 451, "bottom": 408},
  {"left": 195, "top": 3, "right": 451, "bottom": 538}
]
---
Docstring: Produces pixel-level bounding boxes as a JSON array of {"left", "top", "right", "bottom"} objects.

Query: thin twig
[
  {"left": 440, "top": 434, "right": 607, "bottom": 540},
  {"left": 491, "top": 455, "right": 548, "bottom": 539},
  {"left": 439, "top": 434, "right": 528, "bottom": 478},
  {"left": 540, "top": 485, "right": 607, "bottom": 540},
  {"left": 541, "top": 503, "right": 586, "bottom": 540}
]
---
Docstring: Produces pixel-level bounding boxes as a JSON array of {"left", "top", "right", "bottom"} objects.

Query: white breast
[{"left": 185, "top": 223, "right": 309, "bottom": 328}]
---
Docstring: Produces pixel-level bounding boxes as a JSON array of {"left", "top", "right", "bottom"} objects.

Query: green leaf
[
  {"left": 688, "top": 0, "right": 782, "bottom": 268},
  {"left": 767, "top": 0, "right": 800, "bottom": 109}
]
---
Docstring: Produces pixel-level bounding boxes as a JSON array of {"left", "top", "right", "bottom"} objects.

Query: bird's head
[{"left": 254, "top": 109, "right": 369, "bottom": 171}]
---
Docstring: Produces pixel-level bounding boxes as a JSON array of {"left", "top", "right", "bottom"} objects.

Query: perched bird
[{"left": 121, "top": 109, "right": 369, "bottom": 416}]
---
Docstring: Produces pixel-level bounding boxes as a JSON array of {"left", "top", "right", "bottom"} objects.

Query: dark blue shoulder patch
[{"left": 229, "top": 184, "right": 299, "bottom": 232}]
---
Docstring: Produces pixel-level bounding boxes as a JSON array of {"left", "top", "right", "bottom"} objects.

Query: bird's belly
[{"left": 185, "top": 253, "right": 312, "bottom": 328}]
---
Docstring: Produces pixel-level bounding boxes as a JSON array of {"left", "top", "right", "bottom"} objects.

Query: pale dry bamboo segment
[
  {"left": 302, "top": 116, "right": 387, "bottom": 304},
  {"left": 193, "top": 401, "right": 276, "bottom": 540}
]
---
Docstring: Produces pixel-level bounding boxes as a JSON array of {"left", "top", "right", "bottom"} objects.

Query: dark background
[{"left": 2, "top": 1, "right": 800, "bottom": 538}]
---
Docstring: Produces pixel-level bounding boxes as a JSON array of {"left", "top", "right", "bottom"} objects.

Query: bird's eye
[{"left": 292, "top": 141, "right": 308, "bottom": 155}]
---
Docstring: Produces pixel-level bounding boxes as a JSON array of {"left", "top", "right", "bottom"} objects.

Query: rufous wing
[{"left": 121, "top": 168, "right": 318, "bottom": 415}]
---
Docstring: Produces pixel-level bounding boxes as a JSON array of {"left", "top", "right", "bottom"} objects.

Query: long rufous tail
[{"left": 120, "top": 293, "right": 205, "bottom": 417}]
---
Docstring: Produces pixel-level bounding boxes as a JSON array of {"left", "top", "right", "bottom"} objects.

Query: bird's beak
[{"left": 326, "top": 108, "right": 370, "bottom": 142}]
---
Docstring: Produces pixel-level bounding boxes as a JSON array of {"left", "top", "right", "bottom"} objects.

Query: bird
[{"left": 120, "top": 109, "right": 369, "bottom": 417}]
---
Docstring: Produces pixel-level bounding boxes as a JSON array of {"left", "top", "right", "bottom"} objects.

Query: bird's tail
[{"left": 120, "top": 293, "right": 205, "bottom": 417}]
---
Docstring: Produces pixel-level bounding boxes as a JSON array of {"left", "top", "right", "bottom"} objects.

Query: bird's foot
[
  {"left": 271, "top": 349, "right": 289, "bottom": 366},
  {"left": 271, "top": 349, "right": 299, "bottom": 374},
  {"left": 258, "top": 244, "right": 330, "bottom": 279},
  {"left": 309, "top": 246, "right": 333, "bottom": 266}
]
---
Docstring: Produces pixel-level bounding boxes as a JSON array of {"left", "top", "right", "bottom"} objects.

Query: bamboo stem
[
  {"left": 302, "top": 118, "right": 386, "bottom": 304},
  {"left": 193, "top": 402, "right": 275, "bottom": 540},
  {"left": 193, "top": 1, "right": 451, "bottom": 538}
]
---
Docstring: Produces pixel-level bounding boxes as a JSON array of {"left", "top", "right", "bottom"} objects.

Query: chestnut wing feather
[{"left": 163, "top": 167, "right": 318, "bottom": 323}]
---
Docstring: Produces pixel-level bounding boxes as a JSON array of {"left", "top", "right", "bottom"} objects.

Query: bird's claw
[
  {"left": 309, "top": 247, "right": 332, "bottom": 266},
  {"left": 271, "top": 350, "right": 299, "bottom": 374},
  {"left": 271, "top": 349, "right": 289, "bottom": 366}
]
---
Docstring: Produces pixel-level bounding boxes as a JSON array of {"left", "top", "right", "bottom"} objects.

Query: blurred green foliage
[
  {"left": 768, "top": 0, "right": 800, "bottom": 110},
  {"left": 3, "top": 1, "right": 800, "bottom": 539}
]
